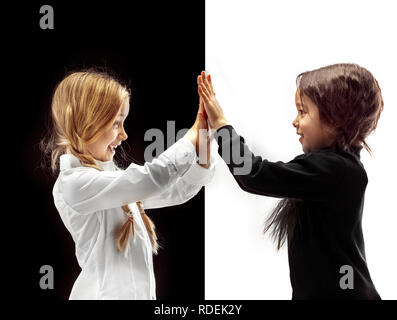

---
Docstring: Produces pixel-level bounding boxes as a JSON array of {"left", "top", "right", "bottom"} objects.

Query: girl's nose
[
  {"left": 119, "top": 128, "right": 128, "bottom": 141},
  {"left": 292, "top": 117, "right": 298, "bottom": 128}
]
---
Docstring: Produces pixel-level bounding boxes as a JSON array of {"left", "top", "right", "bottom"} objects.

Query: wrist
[
  {"left": 184, "top": 127, "right": 196, "bottom": 146},
  {"left": 212, "top": 118, "right": 229, "bottom": 131}
]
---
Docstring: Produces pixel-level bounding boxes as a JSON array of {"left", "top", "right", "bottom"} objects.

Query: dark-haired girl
[{"left": 198, "top": 64, "right": 383, "bottom": 299}]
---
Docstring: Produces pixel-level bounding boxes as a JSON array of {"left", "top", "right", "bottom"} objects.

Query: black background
[
  {"left": 15, "top": 0, "right": 205, "bottom": 300},
  {"left": 7, "top": 0, "right": 394, "bottom": 316}
]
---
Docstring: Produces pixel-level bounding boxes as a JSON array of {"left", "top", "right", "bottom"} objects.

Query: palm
[{"left": 197, "top": 71, "right": 228, "bottom": 130}]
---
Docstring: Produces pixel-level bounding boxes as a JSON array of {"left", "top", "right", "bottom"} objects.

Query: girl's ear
[
  {"left": 320, "top": 119, "right": 339, "bottom": 138},
  {"left": 322, "top": 117, "right": 339, "bottom": 130},
  {"left": 325, "top": 122, "right": 340, "bottom": 141}
]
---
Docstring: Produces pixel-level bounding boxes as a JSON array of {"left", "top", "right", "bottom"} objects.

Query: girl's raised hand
[
  {"left": 197, "top": 71, "right": 228, "bottom": 130},
  {"left": 184, "top": 97, "right": 211, "bottom": 168}
]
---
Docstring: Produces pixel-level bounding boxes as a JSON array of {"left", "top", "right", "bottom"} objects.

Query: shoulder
[
  {"left": 287, "top": 150, "right": 347, "bottom": 184},
  {"left": 307, "top": 149, "right": 367, "bottom": 188},
  {"left": 292, "top": 149, "right": 346, "bottom": 169},
  {"left": 58, "top": 166, "right": 97, "bottom": 184},
  {"left": 308, "top": 149, "right": 347, "bottom": 164},
  {"left": 56, "top": 167, "right": 101, "bottom": 204}
]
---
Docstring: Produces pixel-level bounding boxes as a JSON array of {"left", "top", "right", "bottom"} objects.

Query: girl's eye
[
  {"left": 113, "top": 121, "right": 120, "bottom": 128},
  {"left": 299, "top": 110, "right": 306, "bottom": 115}
]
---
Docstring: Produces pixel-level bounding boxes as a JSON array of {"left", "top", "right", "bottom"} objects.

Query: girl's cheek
[
  {"left": 113, "top": 130, "right": 119, "bottom": 140},
  {"left": 106, "top": 130, "right": 116, "bottom": 140}
]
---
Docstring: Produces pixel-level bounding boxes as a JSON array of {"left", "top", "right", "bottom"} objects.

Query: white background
[{"left": 205, "top": 0, "right": 397, "bottom": 299}]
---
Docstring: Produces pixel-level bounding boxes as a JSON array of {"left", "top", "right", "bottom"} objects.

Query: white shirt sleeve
[
  {"left": 142, "top": 154, "right": 216, "bottom": 209},
  {"left": 59, "top": 137, "right": 201, "bottom": 214}
]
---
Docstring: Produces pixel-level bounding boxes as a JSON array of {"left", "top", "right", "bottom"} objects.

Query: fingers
[
  {"left": 198, "top": 71, "right": 215, "bottom": 100},
  {"left": 207, "top": 73, "right": 215, "bottom": 96},
  {"left": 201, "top": 71, "right": 214, "bottom": 95},
  {"left": 198, "top": 84, "right": 210, "bottom": 103},
  {"left": 198, "top": 77, "right": 211, "bottom": 100}
]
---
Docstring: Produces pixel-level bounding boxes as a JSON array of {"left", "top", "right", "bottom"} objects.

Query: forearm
[
  {"left": 142, "top": 155, "right": 216, "bottom": 209},
  {"left": 214, "top": 125, "right": 260, "bottom": 188},
  {"left": 214, "top": 125, "right": 344, "bottom": 201}
]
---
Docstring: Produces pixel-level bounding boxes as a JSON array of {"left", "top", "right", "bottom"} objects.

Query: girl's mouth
[{"left": 108, "top": 145, "right": 116, "bottom": 154}]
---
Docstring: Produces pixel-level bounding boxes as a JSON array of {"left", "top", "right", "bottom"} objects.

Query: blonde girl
[
  {"left": 198, "top": 64, "right": 383, "bottom": 299},
  {"left": 43, "top": 70, "right": 214, "bottom": 299}
]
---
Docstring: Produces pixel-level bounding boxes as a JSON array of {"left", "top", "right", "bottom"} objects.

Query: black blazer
[{"left": 215, "top": 125, "right": 380, "bottom": 300}]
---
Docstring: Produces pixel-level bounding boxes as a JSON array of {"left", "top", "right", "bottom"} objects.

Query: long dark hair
[{"left": 264, "top": 63, "right": 384, "bottom": 250}]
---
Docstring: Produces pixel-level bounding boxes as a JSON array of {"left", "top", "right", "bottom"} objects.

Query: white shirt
[{"left": 52, "top": 137, "right": 215, "bottom": 300}]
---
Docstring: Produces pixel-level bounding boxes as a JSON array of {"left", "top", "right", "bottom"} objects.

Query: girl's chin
[{"left": 96, "top": 150, "right": 114, "bottom": 162}]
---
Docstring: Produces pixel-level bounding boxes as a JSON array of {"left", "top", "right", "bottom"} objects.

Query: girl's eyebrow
[{"left": 296, "top": 100, "right": 307, "bottom": 107}]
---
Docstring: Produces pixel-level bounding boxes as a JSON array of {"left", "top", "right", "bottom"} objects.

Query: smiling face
[
  {"left": 84, "top": 98, "right": 130, "bottom": 162},
  {"left": 292, "top": 89, "right": 336, "bottom": 153}
]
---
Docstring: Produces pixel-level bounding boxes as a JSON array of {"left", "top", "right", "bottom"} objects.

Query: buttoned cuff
[
  {"left": 182, "top": 154, "right": 216, "bottom": 186},
  {"left": 161, "top": 136, "right": 197, "bottom": 177}
]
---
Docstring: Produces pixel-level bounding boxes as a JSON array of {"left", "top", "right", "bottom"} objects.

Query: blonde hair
[{"left": 43, "top": 69, "right": 158, "bottom": 255}]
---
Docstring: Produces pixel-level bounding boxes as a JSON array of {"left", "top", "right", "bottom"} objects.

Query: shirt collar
[
  {"left": 59, "top": 153, "right": 116, "bottom": 171},
  {"left": 316, "top": 145, "right": 363, "bottom": 167}
]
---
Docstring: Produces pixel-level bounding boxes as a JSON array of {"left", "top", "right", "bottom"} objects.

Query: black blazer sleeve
[{"left": 215, "top": 125, "right": 346, "bottom": 201}]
